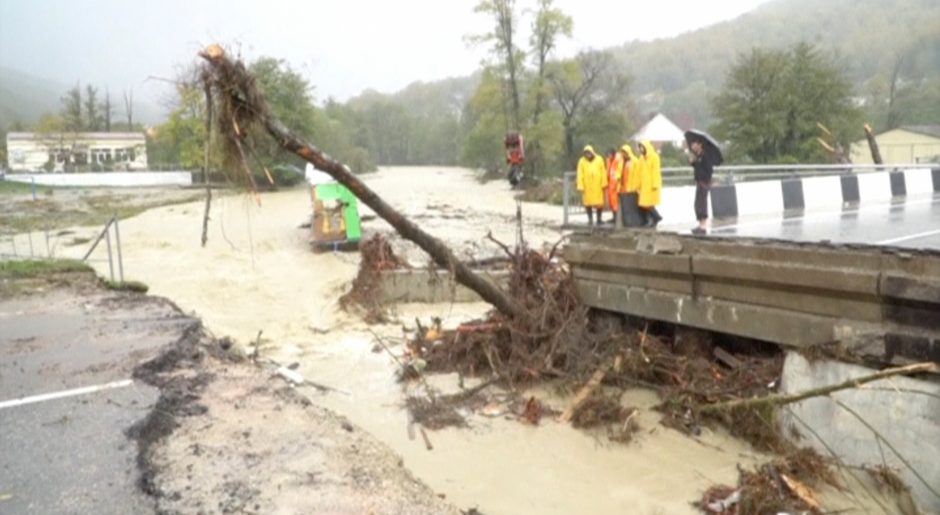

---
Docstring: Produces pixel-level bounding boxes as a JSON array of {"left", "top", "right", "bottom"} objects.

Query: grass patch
[
  {"left": 0, "top": 180, "right": 54, "bottom": 196},
  {"left": 0, "top": 259, "right": 92, "bottom": 278},
  {"left": 102, "top": 279, "right": 150, "bottom": 293},
  {"left": 0, "top": 193, "right": 204, "bottom": 233}
]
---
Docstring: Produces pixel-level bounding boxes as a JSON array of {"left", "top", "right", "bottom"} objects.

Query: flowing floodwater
[{"left": 59, "top": 167, "right": 769, "bottom": 514}]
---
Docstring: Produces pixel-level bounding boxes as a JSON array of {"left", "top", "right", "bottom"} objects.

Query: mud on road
[{"left": 0, "top": 268, "right": 456, "bottom": 514}]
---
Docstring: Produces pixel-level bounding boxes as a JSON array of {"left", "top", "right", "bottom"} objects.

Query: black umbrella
[{"left": 684, "top": 129, "right": 723, "bottom": 166}]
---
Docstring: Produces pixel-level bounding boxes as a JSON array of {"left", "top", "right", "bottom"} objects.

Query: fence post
[
  {"left": 113, "top": 215, "right": 124, "bottom": 282},
  {"left": 104, "top": 219, "right": 115, "bottom": 282},
  {"left": 563, "top": 172, "right": 570, "bottom": 227}
]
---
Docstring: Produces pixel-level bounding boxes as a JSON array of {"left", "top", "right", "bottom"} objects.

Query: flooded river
[{"left": 61, "top": 167, "right": 765, "bottom": 514}]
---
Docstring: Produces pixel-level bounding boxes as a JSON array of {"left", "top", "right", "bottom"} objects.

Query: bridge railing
[{"left": 562, "top": 163, "right": 937, "bottom": 226}]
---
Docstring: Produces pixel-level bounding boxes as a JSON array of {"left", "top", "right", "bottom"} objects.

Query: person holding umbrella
[{"left": 685, "top": 129, "right": 723, "bottom": 235}]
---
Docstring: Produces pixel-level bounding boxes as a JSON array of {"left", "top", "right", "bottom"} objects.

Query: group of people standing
[{"left": 576, "top": 142, "right": 663, "bottom": 227}]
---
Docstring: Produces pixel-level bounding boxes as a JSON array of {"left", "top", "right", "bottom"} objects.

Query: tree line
[{"left": 3, "top": 0, "right": 935, "bottom": 175}]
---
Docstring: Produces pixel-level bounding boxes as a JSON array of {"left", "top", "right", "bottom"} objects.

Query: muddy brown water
[{"left": 43, "top": 167, "right": 856, "bottom": 513}]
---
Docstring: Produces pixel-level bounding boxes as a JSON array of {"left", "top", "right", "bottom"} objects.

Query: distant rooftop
[
  {"left": 7, "top": 132, "right": 146, "bottom": 141},
  {"left": 899, "top": 125, "right": 940, "bottom": 139}
]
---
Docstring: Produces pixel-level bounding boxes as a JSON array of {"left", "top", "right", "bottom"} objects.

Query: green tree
[
  {"left": 549, "top": 50, "right": 632, "bottom": 165},
  {"left": 526, "top": 0, "right": 572, "bottom": 176},
  {"left": 84, "top": 85, "right": 101, "bottom": 131},
  {"left": 471, "top": 0, "right": 524, "bottom": 130},
  {"left": 149, "top": 84, "right": 209, "bottom": 170},
  {"left": 100, "top": 89, "right": 113, "bottom": 132},
  {"left": 460, "top": 68, "right": 511, "bottom": 171},
  {"left": 712, "top": 43, "right": 861, "bottom": 163},
  {"left": 60, "top": 84, "right": 83, "bottom": 132}
]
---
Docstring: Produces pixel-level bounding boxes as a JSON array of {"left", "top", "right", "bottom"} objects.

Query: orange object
[{"left": 606, "top": 153, "right": 624, "bottom": 212}]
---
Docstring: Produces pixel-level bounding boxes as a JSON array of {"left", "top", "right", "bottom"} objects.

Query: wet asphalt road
[
  {"left": 0, "top": 288, "right": 193, "bottom": 514},
  {"left": 710, "top": 193, "right": 940, "bottom": 250}
]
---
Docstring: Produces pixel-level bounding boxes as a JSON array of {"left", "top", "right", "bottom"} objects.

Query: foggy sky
[{"left": 1, "top": 0, "right": 769, "bottom": 114}]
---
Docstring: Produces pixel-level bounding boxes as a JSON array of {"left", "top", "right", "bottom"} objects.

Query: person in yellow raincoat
[
  {"left": 636, "top": 141, "right": 663, "bottom": 227},
  {"left": 605, "top": 148, "right": 624, "bottom": 223},
  {"left": 620, "top": 144, "right": 639, "bottom": 194},
  {"left": 576, "top": 145, "right": 608, "bottom": 226}
]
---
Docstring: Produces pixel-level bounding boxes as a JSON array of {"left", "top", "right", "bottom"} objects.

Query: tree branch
[{"left": 700, "top": 362, "right": 937, "bottom": 414}]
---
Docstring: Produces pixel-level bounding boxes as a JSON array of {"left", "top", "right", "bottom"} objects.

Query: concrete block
[
  {"left": 903, "top": 168, "right": 934, "bottom": 196},
  {"left": 378, "top": 269, "right": 508, "bottom": 304},
  {"left": 710, "top": 185, "right": 738, "bottom": 219},
  {"left": 692, "top": 256, "right": 880, "bottom": 296},
  {"left": 840, "top": 174, "right": 860, "bottom": 203},
  {"left": 857, "top": 172, "right": 892, "bottom": 203},
  {"left": 575, "top": 278, "right": 837, "bottom": 347},
  {"left": 735, "top": 180, "right": 784, "bottom": 217},
  {"left": 802, "top": 175, "right": 845, "bottom": 211},
  {"left": 778, "top": 353, "right": 940, "bottom": 513},
  {"left": 890, "top": 171, "right": 907, "bottom": 197},
  {"left": 781, "top": 179, "right": 805, "bottom": 211}
]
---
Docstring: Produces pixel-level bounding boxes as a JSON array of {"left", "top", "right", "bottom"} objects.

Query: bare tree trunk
[
  {"left": 864, "top": 123, "right": 883, "bottom": 165},
  {"left": 200, "top": 49, "right": 526, "bottom": 321},
  {"left": 201, "top": 78, "right": 213, "bottom": 248},
  {"left": 123, "top": 90, "right": 134, "bottom": 128}
]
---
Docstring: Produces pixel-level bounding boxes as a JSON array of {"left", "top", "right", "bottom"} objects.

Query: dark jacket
[{"left": 692, "top": 152, "right": 714, "bottom": 183}]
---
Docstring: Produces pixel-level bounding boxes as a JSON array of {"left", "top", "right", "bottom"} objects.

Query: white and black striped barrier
[{"left": 615, "top": 167, "right": 940, "bottom": 227}]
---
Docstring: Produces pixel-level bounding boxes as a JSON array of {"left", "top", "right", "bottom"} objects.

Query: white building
[
  {"left": 6, "top": 132, "right": 148, "bottom": 172},
  {"left": 630, "top": 113, "right": 686, "bottom": 148}
]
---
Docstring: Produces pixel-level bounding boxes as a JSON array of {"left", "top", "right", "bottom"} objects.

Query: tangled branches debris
[
  {"left": 698, "top": 448, "right": 838, "bottom": 514},
  {"left": 339, "top": 234, "right": 409, "bottom": 324},
  {"left": 407, "top": 236, "right": 789, "bottom": 449},
  {"left": 414, "top": 240, "right": 588, "bottom": 383}
]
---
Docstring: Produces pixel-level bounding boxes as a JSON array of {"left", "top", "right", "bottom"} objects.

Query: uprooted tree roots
[
  {"left": 339, "top": 234, "right": 409, "bottom": 323},
  {"left": 405, "top": 238, "right": 789, "bottom": 451}
]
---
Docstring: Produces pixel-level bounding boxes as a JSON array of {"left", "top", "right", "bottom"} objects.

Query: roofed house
[
  {"left": 849, "top": 125, "right": 940, "bottom": 164},
  {"left": 630, "top": 113, "right": 686, "bottom": 148},
  {"left": 6, "top": 132, "right": 149, "bottom": 172}
]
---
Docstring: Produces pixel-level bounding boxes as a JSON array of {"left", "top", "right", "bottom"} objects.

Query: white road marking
[
  {"left": 877, "top": 229, "right": 940, "bottom": 246},
  {"left": 0, "top": 379, "right": 134, "bottom": 410},
  {"left": 710, "top": 196, "right": 940, "bottom": 233}
]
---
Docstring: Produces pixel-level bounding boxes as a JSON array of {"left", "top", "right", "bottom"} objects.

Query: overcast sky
[{"left": 1, "top": 0, "right": 769, "bottom": 111}]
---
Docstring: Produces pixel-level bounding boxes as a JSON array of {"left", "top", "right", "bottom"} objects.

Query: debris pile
[
  {"left": 339, "top": 234, "right": 409, "bottom": 323},
  {"left": 698, "top": 448, "right": 838, "bottom": 514}
]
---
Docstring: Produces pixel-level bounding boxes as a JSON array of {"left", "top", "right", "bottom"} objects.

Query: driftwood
[
  {"left": 198, "top": 46, "right": 525, "bottom": 321},
  {"left": 559, "top": 363, "right": 609, "bottom": 422},
  {"left": 700, "top": 362, "right": 936, "bottom": 414},
  {"left": 864, "top": 123, "right": 883, "bottom": 165}
]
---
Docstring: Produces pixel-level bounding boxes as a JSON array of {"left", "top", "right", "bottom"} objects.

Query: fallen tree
[{"left": 197, "top": 44, "right": 525, "bottom": 320}]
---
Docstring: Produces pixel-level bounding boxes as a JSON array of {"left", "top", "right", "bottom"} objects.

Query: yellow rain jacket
[
  {"left": 621, "top": 145, "right": 640, "bottom": 193},
  {"left": 576, "top": 145, "right": 608, "bottom": 208},
  {"left": 638, "top": 141, "right": 662, "bottom": 208}
]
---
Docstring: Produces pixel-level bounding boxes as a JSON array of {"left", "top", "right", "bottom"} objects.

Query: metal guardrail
[{"left": 561, "top": 163, "right": 938, "bottom": 226}]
